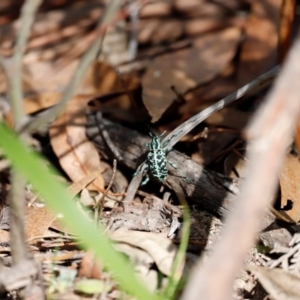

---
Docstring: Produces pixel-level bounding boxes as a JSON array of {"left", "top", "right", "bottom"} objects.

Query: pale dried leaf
[
  {"left": 49, "top": 95, "right": 104, "bottom": 191},
  {"left": 0, "top": 229, "right": 9, "bottom": 244},
  {"left": 79, "top": 188, "right": 95, "bottom": 207},
  {"left": 110, "top": 229, "right": 180, "bottom": 276},
  {"left": 78, "top": 253, "right": 103, "bottom": 279},
  {"left": 279, "top": 154, "right": 300, "bottom": 223},
  {"left": 250, "top": 266, "right": 300, "bottom": 300},
  {"left": 115, "top": 242, "right": 159, "bottom": 290},
  {"left": 23, "top": 92, "right": 61, "bottom": 115},
  {"left": 67, "top": 170, "right": 103, "bottom": 198},
  {"left": 25, "top": 206, "right": 57, "bottom": 242}
]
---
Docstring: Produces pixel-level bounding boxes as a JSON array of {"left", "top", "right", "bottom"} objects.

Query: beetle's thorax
[
  {"left": 147, "top": 149, "right": 168, "bottom": 181},
  {"left": 149, "top": 137, "right": 161, "bottom": 150}
]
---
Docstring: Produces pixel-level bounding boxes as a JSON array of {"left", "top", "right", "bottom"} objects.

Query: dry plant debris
[{"left": 0, "top": 0, "right": 300, "bottom": 299}]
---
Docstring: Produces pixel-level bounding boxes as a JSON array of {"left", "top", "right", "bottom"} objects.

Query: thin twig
[
  {"left": 128, "top": 0, "right": 140, "bottom": 60},
  {"left": 170, "top": 85, "right": 186, "bottom": 103},
  {"left": 0, "top": 2, "right": 44, "bottom": 298},
  {"left": 26, "top": 234, "right": 74, "bottom": 243},
  {"left": 94, "top": 111, "right": 122, "bottom": 161},
  {"left": 95, "top": 159, "right": 117, "bottom": 223},
  {"left": 124, "top": 65, "right": 279, "bottom": 202},
  {"left": 181, "top": 29, "right": 300, "bottom": 300},
  {"left": 12, "top": 0, "right": 42, "bottom": 127},
  {"left": 9, "top": 172, "right": 28, "bottom": 264},
  {"left": 0, "top": 0, "right": 41, "bottom": 127}
]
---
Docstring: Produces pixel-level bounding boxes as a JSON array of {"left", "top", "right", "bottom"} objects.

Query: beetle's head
[{"left": 148, "top": 131, "right": 166, "bottom": 150}]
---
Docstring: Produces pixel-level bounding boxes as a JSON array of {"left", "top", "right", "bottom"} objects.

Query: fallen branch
[{"left": 86, "top": 113, "right": 291, "bottom": 248}]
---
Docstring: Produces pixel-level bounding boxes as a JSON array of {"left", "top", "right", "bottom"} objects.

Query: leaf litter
[{"left": 0, "top": 0, "right": 300, "bottom": 299}]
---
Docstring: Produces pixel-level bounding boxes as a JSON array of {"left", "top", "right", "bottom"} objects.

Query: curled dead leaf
[
  {"left": 78, "top": 252, "right": 103, "bottom": 279},
  {"left": 110, "top": 229, "right": 181, "bottom": 277},
  {"left": 25, "top": 206, "right": 57, "bottom": 243},
  {"left": 278, "top": 154, "right": 300, "bottom": 223},
  {"left": 250, "top": 266, "right": 300, "bottom": 300},
  {"left": 49, "top": 95, "right": 104, "bottom": 191}
]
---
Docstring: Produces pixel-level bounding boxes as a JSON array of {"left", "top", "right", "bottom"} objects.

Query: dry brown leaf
[
  {"left": 205, "top": 108, "right": 251, "bottom": 130},
  {"left": 110, "top": 229, "right": 181, "bottom": 277},
  {"left": 25, "top": 206, "right": 57, "bottom": 242},
  {"left": 23, "top": 59, "right": 79, "bottom": 92},
  {"left": 142, "top": 27, "right": 241, "bottom": 122},
  {"left": 4, "top": 92, "right": 62, "bottom": 128},
  {"left": 17, "top": 61, "right": 139, "bottom": 118},
  {"left": 224, "top": 151, "right": 300, "bottom": 223},
  {"left": 174, "top": 0, "right": 231, "bottom": 18},
  {"left": 67, "top": 170, "right": 103, "bottom": 198},
  {"left": 138, "top": 0, "right": 243, "bottom": 43},
  {"left": 237, "top": 0, "right": 281, "bottom": 85},
  {"left": 184, "top": 17, "right": 244, "bottom": 36},
  {"left": 23, "top": 92, "right": 61, "bottom": 115},
  {"left": 278, "top": 154, "right": 300, "bottom": 223},
  {"left": 23, "top": 59, "right": 129, "bottom": 94},
  {"left": 224, "top": 152, "right": 300, "bottom": 222},
  {"left": 194, "top": 131, "right": 239, "bottom": 166},
  {"left": 138, "top": 19, "right": 184, "bottom": 44},
  {"left": 49, "top": 94, "right": 105, "bottom": 191},
  {"left": 0, "top": 229, "right": 9, "bottom": 244},
  {"left": 115, "top": 243, "right": 160, "bottom": 292},
  {"left": 78, "top": 252, "right": 103, "bottom": 279},
  {"left": 49, "top": 216, "right": 72, "bottom": 235},
  {"left": 0, "top": 1, "right": 102, "bottom": 52},
  {"left": 79, "top": 61, "right": 130, "bottom": 95},
  {"left": 295, "top": 119, "right": 300, "bottom": 163},
  {"left": 45, "top": 61, "right": 140, "bottom": 190},
  {"left": 139, "top": 2, "right": 172, "bottom": 18},
  {"left": 250, "top": 266, "right": 300, "bottom": 300}
]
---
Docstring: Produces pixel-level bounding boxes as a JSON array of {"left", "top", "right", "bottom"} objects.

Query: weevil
[{"left": 134, "top": 131, "right": 179, "bottom": 185}]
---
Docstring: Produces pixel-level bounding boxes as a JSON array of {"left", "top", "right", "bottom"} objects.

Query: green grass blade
[
  {"left": 162, "top": 187, "right": 191, "bottom": 299},
  {"left": 0, "top": 123, "right": 160, "bottom": 300}
]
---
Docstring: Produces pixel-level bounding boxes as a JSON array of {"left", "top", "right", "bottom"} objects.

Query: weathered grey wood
[
  {"left": 86, "top": 113, "right": 293, "bottom": 248},
  {"left": 86, "top": 113, "right": 239, "bottom": 218}
]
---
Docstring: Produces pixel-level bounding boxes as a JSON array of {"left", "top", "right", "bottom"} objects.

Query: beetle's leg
[
  {"left": 165, "top": 147, "right": 172, "bottom": 154},
  {"left": 168, "top": 160, "right": 178, "bottom": 169},
  {"left": 159, "top": 130, "right": 166, "bottom": 137},
  {"left": 141, "top": 174, "right": 150, "bottom": 186},
  {"left": 133, "top": 169, "right": 141, "bottom": 176},
  {"left": 133, "top": 163, "right": 148, "bottom": 177}
]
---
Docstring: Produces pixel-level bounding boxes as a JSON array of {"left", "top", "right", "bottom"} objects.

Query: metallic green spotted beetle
[{"left": 134, "top": 131, "right": 178, "bottom": 185}]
